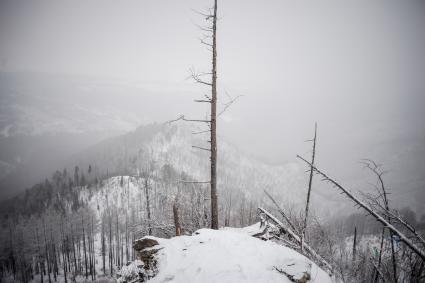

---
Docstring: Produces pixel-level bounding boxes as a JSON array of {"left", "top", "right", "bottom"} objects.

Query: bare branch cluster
[
  {"left": 296, "top": 154, "right": 425, "bottom": 261},
  {"left": 218, "top": 91, "right": 243, "bottom": 117}
]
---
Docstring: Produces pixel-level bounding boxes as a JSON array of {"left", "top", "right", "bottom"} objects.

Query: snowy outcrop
[{"left": 133, "top": 226, "right": 333, "bottom": 283}]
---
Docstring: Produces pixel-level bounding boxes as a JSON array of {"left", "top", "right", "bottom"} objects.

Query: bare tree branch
[
  {"left": 191, "top": 8, "right": 214, "bottom": 20},
  {"left": 167, "top": 115, "right": 211, "bottom": 124},
  {"left": 192, "top": 145, "right": 211, "bottom": 152},
  {"left": 177, "top": 180, "right": 211, "bottom": 184},
  {"left": 258, "top": 207, "right": 333, "bottom": 274},
  {"left": 263, "top": 190, "right": 298, "bottom": 232},
  {"left": 218, "top": 91, "right": 243, "bottom": 117},
  {"left": 192, "top": 129, "right": 211, "bottom": 135},
  {"left": 296, "top": 154, "right": 425, "bottom": 261}
]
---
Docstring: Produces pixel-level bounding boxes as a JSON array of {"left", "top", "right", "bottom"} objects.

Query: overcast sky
[{"left": 1, "top": 0, "right": 424, "bottom": 210}]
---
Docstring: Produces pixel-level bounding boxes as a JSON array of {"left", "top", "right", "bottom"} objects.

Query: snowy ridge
[
  {"left": 135, "top": 124, "right": 310, "bottom": 207},
  {"left": 136, "top": 224, "right": 333, "bottom": 283}
]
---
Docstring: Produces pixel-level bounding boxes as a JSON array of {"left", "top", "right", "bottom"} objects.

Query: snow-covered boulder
[{"left": 133, "top": 226, "right": 333, "bottom": 283}]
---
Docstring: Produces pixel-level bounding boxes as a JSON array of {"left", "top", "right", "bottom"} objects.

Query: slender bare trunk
[
  {"left": 301, "top": 123, "right": 317, "bottom": 252},
  {"left": 352, "top": 226, "right": 357, "bottom": 262},
  {"left": 82, "top": 217, "right": 88, "bottom": 279},
  {"left": 145, "top": 178, "right": 152, "bottom": 235},
  {"left": 173, "top": 202, "right": 181, "bottom": 236},
  {"left": 210, "top": 0, "right": 219, "bottom": 230},
  {"left": 42, "top": 220, "right": 52, "bottom": 283}
]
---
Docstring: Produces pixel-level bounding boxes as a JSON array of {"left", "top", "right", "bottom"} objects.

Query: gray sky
[{"left": 1, "top": 0, "right": 424, "bottom": 210}]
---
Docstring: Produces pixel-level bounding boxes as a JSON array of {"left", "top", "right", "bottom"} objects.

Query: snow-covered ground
[{"left": 136, "top": 224, "right": 333, "bottom": 283}]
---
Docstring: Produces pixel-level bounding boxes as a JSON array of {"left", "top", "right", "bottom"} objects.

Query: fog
[{"left": 0, "top": 0, "right": 424, "bottom": 211}]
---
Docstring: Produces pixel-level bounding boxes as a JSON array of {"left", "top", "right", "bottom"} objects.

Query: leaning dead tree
[
  {"left": 264, "top": 190, "right": 297, "bottom": 232},
  {"left": 296, "top": 155, "right": 425, "bottom": 261},
  {"left": 378, "top": 207, "right": 425, "bottom": 247},
  {"left": 301, "top": 123, "right": 317, "bottom": 252},
  {"left": 257, "top": 207, "right": 333, "bottom": 274}
]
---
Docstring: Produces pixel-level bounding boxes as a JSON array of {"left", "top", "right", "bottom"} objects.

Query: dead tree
[
  {"left": 169, "top": 0, "right": 242, "bottom": 229},
  {"left": 42, "top": 219, "right": 52, "bottom": 283},
  {"left": 296, "top": 155, "right": 425, "bottom": 261},
  {"left": 301, "top": 123, "right": 317, "bottom": 252},
  {"left": 177, "top": 0, "right": 219, "bottom": 229},
  {"left": 258, "top": 207, "right": 333, "bottom": 274},
  {"left": 353, "top": 226, "right": 357, "bottom": 262},
  {"left": 209, "top": 0, "right": 219, "bottom": 230},
  {"left": 173, "top": 202, "right": 181, "bottom": 236},
  {"left": 144, "top": 177, "right": 152, "bottom": 235},
  {"left": 109, "top": 210, "right": 113, "bottom": 276},
  {"left": 264, "top": 190, "right": 298, "bottom": 232},
  {"left": 35, "top": 226, "right": 43, "bottom": 283},
  {"left": 383, "top": 209, "right": 425, "bottom": 247},
  {"left": 361, "top": 159, "right": 397, "bottom": 282},
  {"left": 91, "top": 215, "right": 96, "bottom": 281},
  {"left": 101, "top": 215, "right": 106, "bottom": 275},
  {"left": 81, "top": 216, "right": 88, "bottom": 279}
]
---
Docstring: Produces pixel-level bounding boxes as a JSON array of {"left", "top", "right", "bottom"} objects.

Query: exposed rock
[
  {"left": 139, "top": 247, "right": 161, "bottom": 271},
  {"left": 133, "top": 238, "right": 159, "bottom": 251},
  {"left": 132, "top": 238, "right": 161, "bottom": 282}
]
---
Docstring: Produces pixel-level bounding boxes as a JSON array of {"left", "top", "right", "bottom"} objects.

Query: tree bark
[
  {"left": 42, "top": 220, "right": 52, "bottom": 283},
  {"left": 352, "top": 226, "right": 357, "bottom": 262},
  {"left": 173, "top": 202, "right": 181, "bottom": 236},
  {"left": 145, "top": 178, "right": 152, "bottom": 235},
  {"left": 210, "top": 0, "right": 219, "bottom": 230},
  {"left": 82, "top": 216, "right": 88, "bottom": 279},
  {"left": 301, "top": 123, "right": 317, "bottom": 252}
]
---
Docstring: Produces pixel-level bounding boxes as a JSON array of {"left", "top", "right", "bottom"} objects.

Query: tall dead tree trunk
[
  {"left": 109, "top": 210, "right": 113, "bottom": 276},
  {"left": 115, "top": 213, "right": 118, "bottom": 267},
  {"left": 171, "top": 0, "right": 222, "bottom": 229},
  {"left": 42, "top": 220, "right": 51, "bottom": 283},
  {"left": 70, "top": 223, "right": 77, "bottom": 277},
  {"left": 173, "top": 202, "right": 181, "bottom": 236},
  {"left": 383, "top": 190, "right": 397, "bottom": 283},
  {"left": 101, "top": 215, "right": 106, "bottom": 275},
  {"left": 125, "top": 208, "right": 129, "bottom": 263},
  {"left": 353, "top": 226, "right": 357, "bottom": 262},
  {"left": 375, "top": 227, "right": 386, "bottom": 283},
  {"left": 35, "top": 226, "right": 43, "bottom": 283},
  {"left": 60, "top": 222, "right": 67, "bottom": 283},
  {"left": 144, "top": 178, "right": 152, "bottom": 235},
  {"left": 301, "top": 123, "right": 317, "bottom": 252},
  {"left": 91, "top": 215, "right": 96, "bottom": 281},
  {"left": 82, "top": 216, "right": 88, "bottom": 279},
  {"left": 210, "top": 0, "right": 219, "bottom": 230}
]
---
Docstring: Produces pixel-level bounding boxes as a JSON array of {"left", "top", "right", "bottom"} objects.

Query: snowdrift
[{"left": 129, "top": 223, "right": 333, "bottom": 283}]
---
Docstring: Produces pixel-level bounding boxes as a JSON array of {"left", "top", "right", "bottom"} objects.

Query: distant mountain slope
[
  {"left": 0, "top": 120, "right": 312, "bottom": 222},
  {"left": 0, "top": 131, "right": 119, "bottom": 199},
  {"left": 0, "top": 71, "right": 188, "bottom": 198},
  {"left": 63, "top": 122, "right": 311, "bottom": 212}
]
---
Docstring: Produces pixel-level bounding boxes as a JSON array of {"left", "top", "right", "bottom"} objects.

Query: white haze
[{"left": 0, "top": 0, "right": 424, "bottom": 212}]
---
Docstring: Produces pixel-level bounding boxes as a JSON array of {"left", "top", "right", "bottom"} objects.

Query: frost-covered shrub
[{"left": 117, "top": 260, "right": 145, "bottom": 283}]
